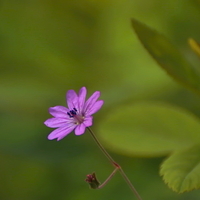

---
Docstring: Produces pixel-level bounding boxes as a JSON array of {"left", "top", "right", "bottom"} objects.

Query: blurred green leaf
[
  {"left": 160, "top": 144, "right": 200, "bottom": 193},
  {"left": 98, "top": 102, "right": 200, "bottom": 157},
  {"left": 131, "top": 18, "right": 200, "bottom": 94},
  {"left": 188, "top": 38, "right": 200, "bottom": 57}
]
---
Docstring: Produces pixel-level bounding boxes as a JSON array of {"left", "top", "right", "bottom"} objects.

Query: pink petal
[
  {"left": 49, "top": 106, "right": 69, "bottom": 118},
  {"left": 78, "top": 87, "right": 87, "bottom": 113},
  {"left": 85, "top": 100, "right": 104, "bottom": 116},
  {"left": 83, "top": 91, "right": 100, "bottom": 113},
  {"left": 66, "top": 89, "right": 78, "bottom": 109},
  {"left": 57, "top": 133, "right": 71, "bottom": 141},
  {"left": 44, "top": 118, "right": 69, "bottom": 128},
  {"left": 48, "top": 124, "right": 76, "bottom": 140},
  {"left": 75, "top": 123, "right": 86, "bottom": 135},
  {"left": 83, "top": 116, "right": 93, "bottom": 127}
]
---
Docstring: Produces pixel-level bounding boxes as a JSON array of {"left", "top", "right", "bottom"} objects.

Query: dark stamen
[
  {"left": 67, "top": 112, "right": 73, "bottom": 118},
  {"left": 67, "top": 108, "right": 78, "bottom": 118},
  {"left": 70, "top": 110, "right": 76, "bottom": 115}
]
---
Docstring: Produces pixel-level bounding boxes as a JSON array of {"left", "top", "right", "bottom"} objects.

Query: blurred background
[{"left": 1, "top": 0, "right": 200, "bottom": 199}]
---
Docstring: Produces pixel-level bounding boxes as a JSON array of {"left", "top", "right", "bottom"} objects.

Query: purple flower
[{"left": 44, "top": 87, "right": 104, "bottom": 141}]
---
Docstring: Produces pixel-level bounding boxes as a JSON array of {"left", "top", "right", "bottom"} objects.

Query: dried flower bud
[{"left": 85, "top": 172, "right": 100, "bottom": 189}]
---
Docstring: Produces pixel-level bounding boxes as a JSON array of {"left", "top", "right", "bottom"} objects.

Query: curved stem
[
  {"left": 98, "top": 168, "right": 119, "bottom": 189},
  {"left": 87, "top": 127, "right": 115, "bottom": 165},
  {"left": 87, "top": 127, "right": 142, "bottom": 200}
]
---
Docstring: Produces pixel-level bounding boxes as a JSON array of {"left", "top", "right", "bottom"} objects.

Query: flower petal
[
  {"left": 83, "top": 91, "right": 100, "bottom": 113},
  {"left": 83, "top": 116, "right": 93, "bottom": 127},
  {"left": 49, "top": 106, "right": 69, "bottom": 118},
  {"left": 47, "top": 124, "right": 76, "bottom": 140},
  {"left": 78, "top": 87, "right": 87, "bottom": 113},
  {"left": 75, "top": 123, "right": 86, "bottom": 135},
  {"left": 44, "top": 118, "right": 70, "bottom": 128},
  {"left": 66, "top": 89, "right": 78, "bottom": 109},
  {"left": 85, "top": 100, "right": 104, "bottom": 116}
]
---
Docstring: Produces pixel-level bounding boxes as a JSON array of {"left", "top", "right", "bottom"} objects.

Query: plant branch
[
  {"left": 87, "top": 127, "right": 142, "bottom": 200},
  {"left": 98, "top": 167, "right": 119, "bottom": 189}
]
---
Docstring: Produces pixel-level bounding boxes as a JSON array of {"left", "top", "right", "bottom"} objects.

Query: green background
[{"left": 1, "top": 0, "right": 200, "bottom": 199}]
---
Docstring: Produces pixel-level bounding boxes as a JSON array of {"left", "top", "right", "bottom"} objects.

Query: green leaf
[
  {"left": 131, "top": 18, "right": 200, "bottom": 94},
  {"left": 98, "top": 102, "right": 200, "bottom": 157},
  {"left": 160, "top": 144, "right": 200, "bottom": 193},
  {"left": 188, "top": 38, "right": 200, "bottom": 57}
]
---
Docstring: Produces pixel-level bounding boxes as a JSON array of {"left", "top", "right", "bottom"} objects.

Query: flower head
[
  {"left": 44, "top": 87, "right": 104, "bottom": 141},
  {"left": 85, "top": 172, "right": 100, "bottom": 189}
]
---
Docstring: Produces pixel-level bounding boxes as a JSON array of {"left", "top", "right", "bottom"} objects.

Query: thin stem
[
  {"left": 87, "top": 127, "right": 116, "bottom": 165},
  {"left": 98, "top": 168, "right": 119, "bottom": 189},
  {"left": 87, "top": 127, "right": 142, "bottom": 200},
  {"left": 119, "top": 168, "right": 142, "bottom": 200}
]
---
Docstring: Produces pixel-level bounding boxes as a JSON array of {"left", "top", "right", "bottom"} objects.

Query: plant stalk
[
  {"left": 98, "top": 168, "right": 119, "bottom": 189},
  {"left": 87, "top": 127, "right": 142, "bottom": 200}
]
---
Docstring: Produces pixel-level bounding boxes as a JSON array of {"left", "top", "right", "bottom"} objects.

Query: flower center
[{"left": 67, "top": 108, "right": 84, "bottom": 124}]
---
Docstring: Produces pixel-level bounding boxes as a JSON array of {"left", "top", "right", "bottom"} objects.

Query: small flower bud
[{"left": 85, "top": 172, "right": 100, "bottom": 189}]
